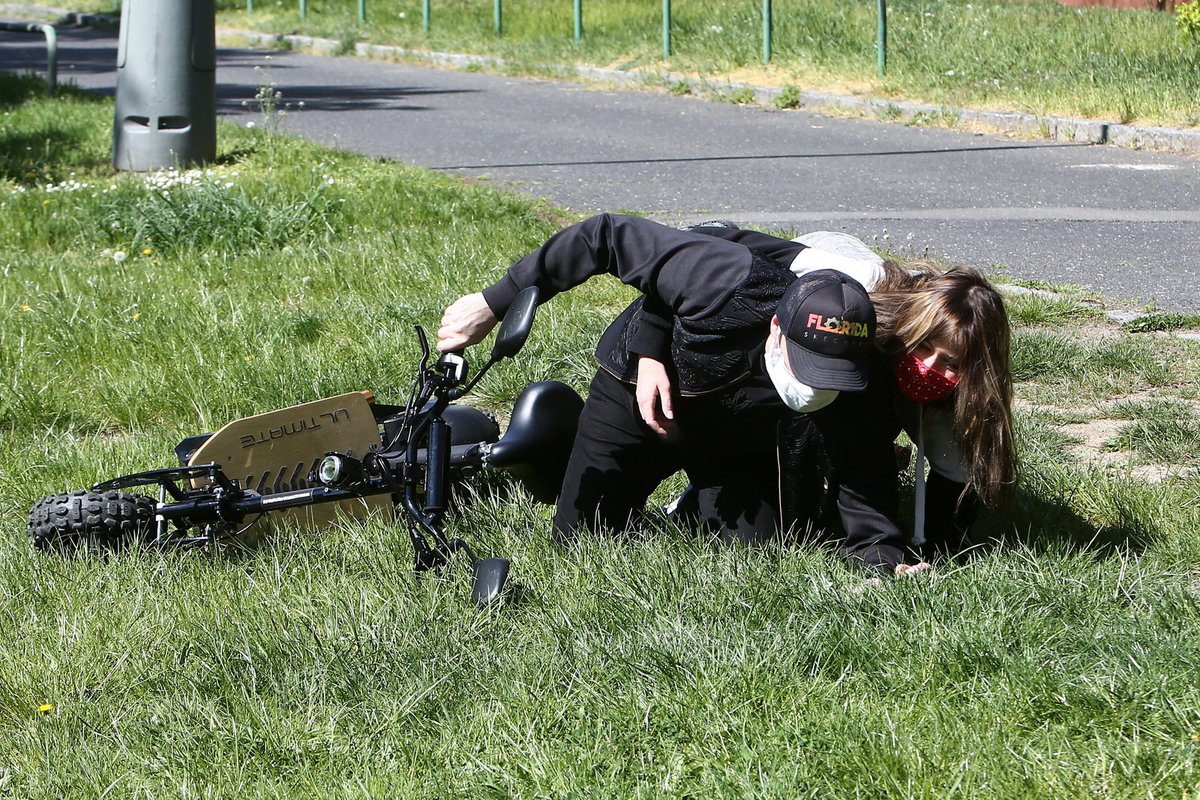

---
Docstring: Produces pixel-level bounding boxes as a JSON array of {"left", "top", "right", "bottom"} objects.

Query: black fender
[
  {"left": 442, "top": 404, "right": 501, "bottom": 445},
  {"left": 485, "top": 381, "right": 584, "bottom": 505}
]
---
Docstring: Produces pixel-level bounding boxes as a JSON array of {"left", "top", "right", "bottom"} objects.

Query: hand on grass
[{"left": 851, "top": 561, "right": 933, "bottom": 594}]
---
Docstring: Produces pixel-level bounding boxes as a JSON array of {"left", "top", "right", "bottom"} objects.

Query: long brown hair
[{"left": 870, "top": 261, "right": 1018, "bottom": 508}]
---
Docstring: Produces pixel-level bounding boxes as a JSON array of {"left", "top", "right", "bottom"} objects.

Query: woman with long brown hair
[
  {"left": 870, "top": 261, "right": 1018, "bottom": 511},
  {"left": 656, "top": 225, "right": 1019, "bottom": 573}
]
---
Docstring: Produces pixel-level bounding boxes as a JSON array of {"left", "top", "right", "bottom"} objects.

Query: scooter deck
[{"left": 187, "top": 391, "right": 391, "bottom": 528}]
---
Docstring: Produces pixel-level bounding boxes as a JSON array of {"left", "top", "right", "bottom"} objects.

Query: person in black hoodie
[
  {"left": 439, "top": 214, "right": 1016, "bottom": 575},
  {"left": 437, "top": 213, "right": 878, "bottom": 553}
]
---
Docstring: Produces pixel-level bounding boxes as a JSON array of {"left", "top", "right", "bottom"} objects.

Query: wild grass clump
[{"left": 2, "top": 73, "right": 1200, "bottom": 799}]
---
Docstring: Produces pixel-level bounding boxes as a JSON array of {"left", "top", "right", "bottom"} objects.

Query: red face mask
[{"left": 893, "top": 353, "right": 959, "bottom": 404}]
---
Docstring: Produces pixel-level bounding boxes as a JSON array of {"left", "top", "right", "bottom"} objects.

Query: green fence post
[
  {"left": 358, "top": 0, "right": 366, "bottom": 22},
  {"left": 247, "top": 0, "right": 253, "bottom": 11},
  {"left": 495, "top": 0, "right": 502, "bottom": 34},
  {"left": 299, "top": 0, "right": 306, "bottom": 19},
  {"left": 877, "top": 0, "right": 887, "bottom": 75},
  {"left": 662, "top": 0, "right": 670, "bottom": 58},
  {"left": 574, "top": 0, "right": 582, "bottom": 42},
  {"left": 423, "top": 0, "right": 430, "bottom": 31},
  {"left": 762, "top": 0, "right": 772, "bottom": 64}
]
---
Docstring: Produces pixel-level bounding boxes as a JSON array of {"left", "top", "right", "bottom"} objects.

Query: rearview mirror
[{"left": 490, "top": 286, "right": 539, "bottom": 361}]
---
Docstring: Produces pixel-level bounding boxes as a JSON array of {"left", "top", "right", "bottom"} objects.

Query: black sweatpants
[{"left": 552, "top": 369, "right": 784, "bottom": 544}]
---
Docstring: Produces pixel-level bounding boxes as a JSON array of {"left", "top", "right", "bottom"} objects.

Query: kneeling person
[{"left": 437, "top": 213, "right": 875, "bottom": 546}]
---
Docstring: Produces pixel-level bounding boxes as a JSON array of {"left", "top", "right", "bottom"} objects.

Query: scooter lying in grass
[{"left": 27, "top": 287, "right": 583, "bottom": 607}]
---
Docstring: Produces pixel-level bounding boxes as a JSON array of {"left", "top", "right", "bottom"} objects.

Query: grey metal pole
[
  {"left": 662, "top": 0, "right": 670, "bottom": 58},
  {"left": 42, "top": 23, "right": 56, "bottom": 94},
  {"left": 112, "top": 0, "right": 217, "bottom": 171},
  {"left": 877, "top": 0, "right": 887, "bottom": 75},
  {"left": 763, "top": 0, "right": 772, "bottom": 64}
]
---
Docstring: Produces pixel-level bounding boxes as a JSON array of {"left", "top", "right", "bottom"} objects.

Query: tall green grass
[
  {"left": 2, "top": 74, "right": 1200, "bottom": 798},
  {"left": 60, "top": 0, "right": 1189, "bottom": 126}
]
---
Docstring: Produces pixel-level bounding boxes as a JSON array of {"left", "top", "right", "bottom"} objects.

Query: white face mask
[{"left": 765, "top": 343, "right": 839, "bottom": 413}]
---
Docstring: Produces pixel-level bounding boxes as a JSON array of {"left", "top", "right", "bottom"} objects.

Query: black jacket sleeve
[
  {"left": 920, "top": 473, "right": 981, "bottom": 559},
  {"left": 622, "top": 225, "right": 808, "bottom": 360},
  {"left": 687, "top": 225, "right": 808, "bottom": 268},
  {"left": 480, "top": 214, "right": 755, "bottom": 322},
  {"left": 809, "top": 360, "right": 910, "bottom": 574}
]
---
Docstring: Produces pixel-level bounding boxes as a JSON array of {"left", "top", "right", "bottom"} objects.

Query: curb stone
[
  {"left": 229, "top": 32, "right": 1200, "bottom": 157},
  {"left": 998, "top": 284, "right": 1200, "bottom": 340}
]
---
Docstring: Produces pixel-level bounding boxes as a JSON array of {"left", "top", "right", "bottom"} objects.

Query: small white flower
[
  {"left": 945, "top": 70, "right": 956, "bottom": 77},
  {"left": 113, "top": 251, "right": 127, "bottom": 263},
  {"left": 246, "top": 121, "right": 256, "bottom": 128}
]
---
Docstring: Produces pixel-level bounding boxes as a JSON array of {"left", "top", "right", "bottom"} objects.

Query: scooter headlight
[{"left": 317, "top": 454, "right": 363, "bottom": 488}]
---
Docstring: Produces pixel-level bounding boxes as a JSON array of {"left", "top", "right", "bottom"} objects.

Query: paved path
[{"left": 4, "top": 23, "right": 1199, "bottom": 311}]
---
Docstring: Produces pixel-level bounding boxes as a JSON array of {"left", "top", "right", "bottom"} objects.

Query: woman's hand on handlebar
[
  {"left": 438, "top": 293, "right": 499, "bottom": 352},
  {"left": 636, "top": 356, "right": 676, "bottom": 437}
]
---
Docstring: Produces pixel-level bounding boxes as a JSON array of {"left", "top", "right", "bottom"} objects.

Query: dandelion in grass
[
  {"left": 142, "top": 247, "right": 153, "bottom": 256},
  {"left": 37, "top": 704, "right": 53, "bottom": 714},
  {"left": 20, "top": 305, "right": 32, "bottom": 312},
  {"left": 113, "top": 251, "right": 127, "bottom": 263}
]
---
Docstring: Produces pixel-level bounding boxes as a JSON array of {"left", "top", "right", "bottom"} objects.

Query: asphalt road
[{"left": 4, "top": 23, "right": 1199, "bottom": 311}]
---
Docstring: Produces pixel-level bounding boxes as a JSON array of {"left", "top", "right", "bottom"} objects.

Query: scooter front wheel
[{"left": 29, "top": 490, "right": 157, "bottom": 555}]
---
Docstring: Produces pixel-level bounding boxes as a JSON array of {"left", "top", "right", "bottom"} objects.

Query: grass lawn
[{"left": 2, "top": 74, "right": 1200, "bottom": 798}]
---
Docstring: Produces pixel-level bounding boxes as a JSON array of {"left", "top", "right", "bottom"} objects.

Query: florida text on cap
[{"left": 775, "top": 269, "right": 876, "bottom": 392}]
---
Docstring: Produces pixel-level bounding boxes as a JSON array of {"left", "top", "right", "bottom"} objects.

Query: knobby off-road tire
[{"left": 29, "top": 490, "right": 157, "bottom": 555}]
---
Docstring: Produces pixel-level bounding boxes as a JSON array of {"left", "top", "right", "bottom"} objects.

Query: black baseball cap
[{"left": 775, "top": 269, "right": 876, "bottom": 391}]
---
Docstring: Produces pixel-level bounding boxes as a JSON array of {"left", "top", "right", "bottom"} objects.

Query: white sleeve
[{"left": 789, "top": 247, "right": 885, "bottom": 292}]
